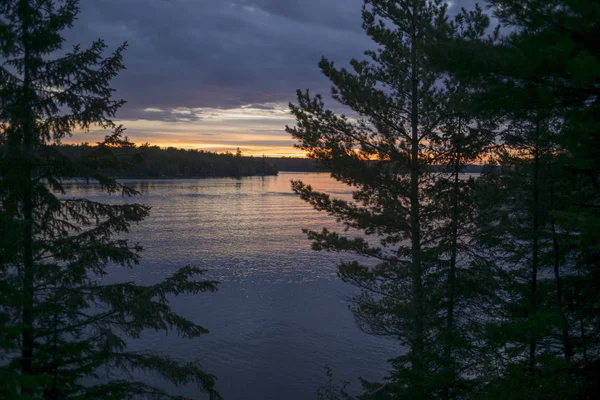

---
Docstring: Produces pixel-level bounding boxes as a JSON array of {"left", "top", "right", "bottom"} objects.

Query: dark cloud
[
  {"left": 239, "top": 0, "right": 364, "bottom": 32},
  {"left": 64, "top": 0, "right": 372, "bottom": 118},
  {"left": 245, "top": 104, "right": 277, "bottom": 110},
  {"left": 64, "top": 0, "right": 479, "bottom": 125},
  {"left": 123, "top": 107, "right": 203, "bottom": 122}
]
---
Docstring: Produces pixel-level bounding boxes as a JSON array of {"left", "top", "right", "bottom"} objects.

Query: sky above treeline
[{"left": 66, "top": 0, "right": 477, "bottom": 156}]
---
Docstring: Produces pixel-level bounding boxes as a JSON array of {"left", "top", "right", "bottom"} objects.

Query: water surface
[{"left": 66, "top": 172, "right": 397, "bottom": 399}]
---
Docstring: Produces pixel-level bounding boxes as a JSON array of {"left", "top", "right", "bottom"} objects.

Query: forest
[
  {"left": 56, "top": 144, "right": 278, "bottom": 178},
  {"left": 1, "top": 0, "right": 599, "bottom": 399},
  {"left": 290, "top": 1, "right": 600, "bottom": 398}
]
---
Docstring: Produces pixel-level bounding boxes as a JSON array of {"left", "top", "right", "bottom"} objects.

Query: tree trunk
[
  {"left": 443, "top": 118, "right": 462, "bottom": 400},
  {"left": 550, "top": 188, "right": 572, "bottom": 362},
  {"left": 409, "top": 1, "right": 425, "bottom": 397},
  {"left": 19, "top": 1, "right": 35, "bottom": 394},
  {"left": 579, "top": 316, "right": 588, "bottom": 364},
  {"left": 529, "top": 118, "right": 540, "bottom": 379}
]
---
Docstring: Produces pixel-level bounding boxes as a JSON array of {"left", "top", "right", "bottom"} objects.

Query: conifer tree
[
  {"left": 422, "top": 9, "right": 501, "bottom": 398},
  {"left": 454, "top": 1, "right": 600, "bottom": 397},
  {"left": 473, "top": 111, "right": 581, "bottom": 399},
  {"left": 287, "top": 1, "right": 495, "bottom": 397},
  {"left": 0, "top": 1, "right": 220, "bottom": 398}
]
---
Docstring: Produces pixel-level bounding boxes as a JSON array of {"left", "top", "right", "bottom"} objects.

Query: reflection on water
[{"left": 65, "top": 172, "right": 397, "bottom": 400}]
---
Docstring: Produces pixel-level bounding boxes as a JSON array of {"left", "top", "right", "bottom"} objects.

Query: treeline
[
  {"left": 267, "top": 157, "right": 322, "bottom": 172},
  {"left": 56, "top": 144, "right": 278, "bottom": 178},
  {"left": 268, "top": 157, "right": 486, "bottom": 173},
  {"left": 290, "top": 1, "right": 599, "bottom": 399}
]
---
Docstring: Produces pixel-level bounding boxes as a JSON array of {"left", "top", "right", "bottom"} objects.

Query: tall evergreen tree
[
  {"left": 424, "top": 9, "right": 500, "bottom": 398},
  {"left": 446, "top": 1, "right": 600, "bottom": 397},
  {"left": 287, "top": 1, "right": 495, "bottom": 398},
  {"left": 0, "top": 1, "right": 220, "bottom": 398},
  {"left": 473, "top": 112, "right": 582, "bottom": 399}
]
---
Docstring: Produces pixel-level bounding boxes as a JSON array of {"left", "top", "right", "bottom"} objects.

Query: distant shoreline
[
  {"left": 264, "top": 157, "right": 487, "bottom": 174},
  {"left": 108, "top": 172, "right": 278, "bottom": 180}
]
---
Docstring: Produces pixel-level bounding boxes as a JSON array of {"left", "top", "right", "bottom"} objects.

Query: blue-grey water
[{"left": 65, "top": 172, "right": 397, "bottom": 400}]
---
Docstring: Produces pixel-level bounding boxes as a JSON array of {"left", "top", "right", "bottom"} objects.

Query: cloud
[
  {"left": 70, "top": 101, "right": 302, "bottom": 156},
  {"left": 61, "top": 0, "right": 478, "bottom": 154},
  {"left": 64, "top": 0, "right": 370, "bottom": 116}
]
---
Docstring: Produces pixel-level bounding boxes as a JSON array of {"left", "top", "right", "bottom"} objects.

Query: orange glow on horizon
[
  {"left": 64, "top": 137, "right": 309, "bottom": 158},
  {"left": 135, "top": 142, "right": 308, "bottom": 158}
]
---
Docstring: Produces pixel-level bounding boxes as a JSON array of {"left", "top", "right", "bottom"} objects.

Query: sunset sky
[{"left": 65, "top": 0, "right": 474, "bottom": 156}]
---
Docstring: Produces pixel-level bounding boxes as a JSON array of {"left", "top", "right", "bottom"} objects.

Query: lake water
[{"left": 65, "top": 172, "right": 397, "bottom": 400}]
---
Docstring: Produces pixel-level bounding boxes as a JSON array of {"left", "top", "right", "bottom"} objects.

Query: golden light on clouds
[{"left": 64, "top": 102, "right": 307, "bottom": 157}]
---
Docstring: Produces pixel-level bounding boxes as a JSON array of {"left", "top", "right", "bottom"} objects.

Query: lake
[{"left": 65, "top": 172, "right": 398, "bottom": 399}]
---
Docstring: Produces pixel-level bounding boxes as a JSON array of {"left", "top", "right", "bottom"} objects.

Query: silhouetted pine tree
[
  {"left": 287, "top": 1, "right": 497, "bottom": 398},
  {"left": 456, "top": 1, "right": 600, "bottom": 398},
  {"left": 422, "top": 8, "right": 501, "bottom": 398},
  {"left": 0, "top": 1, "right": 220, "bottom": 398},
  {"left": 473, "top": 111, "right": 583, "bottom": 399}
]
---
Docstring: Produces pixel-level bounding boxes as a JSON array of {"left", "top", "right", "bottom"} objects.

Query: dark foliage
[
  {"left": 288, "top": 0, "right": 599, "bottom": 399},
  {"left": 55, "top": 143, "right": 278, "bottom": 179},
  {"left": 0, "top": 1, "right": 221, "bottom": 398}
]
